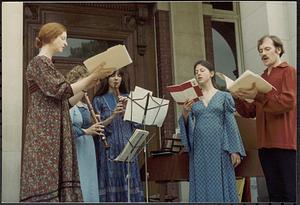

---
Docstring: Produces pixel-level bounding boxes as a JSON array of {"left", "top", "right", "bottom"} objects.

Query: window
[
  {"left": 210, "top": 2, "right": 233, "bottom": 11},
  {"left": 203, "top": 2, "right": 244, "bottom": 83},
  {"left": 212, "top": 21, "right": 238, "bottom": 81},
  {"left": 55, "top": 38, "right": 121, "bottom": 59}
]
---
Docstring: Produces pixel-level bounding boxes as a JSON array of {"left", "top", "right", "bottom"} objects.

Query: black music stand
[
  {"left": 122, "top": 87, "right": 169, "bottom": 202},
  {"left": 113, "top": 129, "right": 149, "bottom": 202},
  {"left": 163, "top": 134, "right": 184, "bottom": 153}
]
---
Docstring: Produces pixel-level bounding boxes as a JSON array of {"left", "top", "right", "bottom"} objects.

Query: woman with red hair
[{"left": 20, "top": 22, "right": 112, "bottom": 202}]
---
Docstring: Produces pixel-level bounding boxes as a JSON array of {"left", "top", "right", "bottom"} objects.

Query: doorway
[{"left": 23, "top": 2, "right": 161, "bottom": 199}]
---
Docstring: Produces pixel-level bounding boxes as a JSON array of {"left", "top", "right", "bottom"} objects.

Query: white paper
[
  {"left": 167, "top": 78, "right": 202, "bottom": 104},
  {"left": 123, "top": 86, "right": 169, "bottom": 127},
  {"left": 114, "top": 129, "right": 149, "bottom": 162},
  {"left": 216, "top": 70, "right": 275, "bottom": 93},
  {"left": 83, "top": 44, "right": 132, "bottom": 73},
  {"left": 134, "top": 86, "right": 153, "bottom": 97},
  {"left": 124, "top": 91, "right": 148, "bottom": 124},
  {"left": 144, "top": 96, "right": 169, "bottom": 127}
]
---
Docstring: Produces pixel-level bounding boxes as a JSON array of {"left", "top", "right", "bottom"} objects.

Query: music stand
[
  {"left": 163, "top": 134, "right": 184, "bottom": 153},
  {"left": 124, "top": 89, "right": 169, "bottom": 127},
  {"left": 122, "top": 87, "right": 169, "bottom": 202},
  {"left": 114, "top": 129, "right": 149, "bottom": 202}
]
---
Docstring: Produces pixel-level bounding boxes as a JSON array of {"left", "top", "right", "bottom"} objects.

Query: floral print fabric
[{"left": 20, "top": 56, "right": 83, "bottom": 202}]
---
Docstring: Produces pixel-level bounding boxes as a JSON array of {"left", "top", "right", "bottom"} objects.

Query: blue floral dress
[
  {"left": 178, "top": 90, "right": 246, "bottom": 202},
  {"left": 93, "top": 92, "right": 144, "bottom": 202},
  {"left": 69, "top": 105, "right": 99, "bottom": 202}
]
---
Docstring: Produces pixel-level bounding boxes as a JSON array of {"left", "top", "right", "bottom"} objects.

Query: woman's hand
[
  {"left": 181, "top": 99, "right": 194, "bottom": 119},
  {"left": 112, "top": 101, "right": 125, "bottom": 117},
  {"left": 118, "top": 96, "right": 128, "bottom": 112},
  {"left": 83, "top": 122, "right": 104, "bottom": 136},
  {"left": 231, "top": 153, "right": 241, "bottom": 168},
  {"left": 85, "top": 63, "right": 114, "bottom": 91},
  {"left": 118, "top": 96, "right": 127, "bottom": 103},
  {"left": 92, "top": 62, "right": 114, "bottom": 80}
]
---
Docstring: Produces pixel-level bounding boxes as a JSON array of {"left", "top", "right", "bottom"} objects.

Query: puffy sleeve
[
  {"left": 26, "top": 56, "right": 73, "bottom": 100},
  {"left": 93, "top": 96, "right": 108, "bottom": 120},
  {"left": 69, "top": 106, "right": 85, "bottom": 138},
  {"left": 222, "top": 93, "right": 246, "bottom": 157},
  {"left": 178, "top": 113, "right": 194, "bottom": 153}
]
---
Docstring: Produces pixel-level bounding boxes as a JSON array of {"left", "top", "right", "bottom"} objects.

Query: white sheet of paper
[
  {"left": 83, "top": 44, "right": 132, "bottom": 73},
  {"left": 169, "top": 86, "right": 199, "bottom": 103},
  {"left": 134, "top": 86, "right": 153, "bottom": 97},
  {"left": 114, "top": 129, "right": 149, "bottom": 162},
  {"left": 123, "top": 91, "right": 147, "bottom": 124},
  {"left": 167, "top": 78, "right": 202, "bottom": 104},
  {"left": 216, "top": 72, "right": 254, "bottom": 102},
  {"left": 123, "top": 86, "right": 169, "bottom": 127},
  {"left": 144, "top": 96, "right": 169, "bottom": 127},
  {"left": 216, "top": 70, "right": 275, "bottom": 93}
]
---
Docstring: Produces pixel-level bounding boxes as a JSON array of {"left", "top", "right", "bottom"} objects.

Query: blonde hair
[
  {"left": 35, "top": 22, "right": 66, "bottom": 48},
  {"left": 66, "top": 65, "right": 89, "bottom": 84}
]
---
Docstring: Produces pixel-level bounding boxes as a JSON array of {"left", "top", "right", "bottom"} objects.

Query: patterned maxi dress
[
  {"left": 93, "top": 92, "right": 144, "bottom": 202},
  {"left": 178, "top": 90, "right": 246, "bottom": 202},
  {"left": 69, "top": 105, "right": 99, "bottom": 202},
  {"left": 20, "top": 56, "right": 83, "bottom": 202}
]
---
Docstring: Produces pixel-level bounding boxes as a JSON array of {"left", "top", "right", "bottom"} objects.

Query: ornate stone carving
[
  {"left": 136, "top": 5, "right": 149, "bottom": 56},
  {"left": 122, "top": 15, "right": 137, "bottom": 30},
  {"left": 76, "top": 3, "right": 137, "bottom": 11},
  {"left": 24, "top": 5, "right": 39, "bottom": 21}
]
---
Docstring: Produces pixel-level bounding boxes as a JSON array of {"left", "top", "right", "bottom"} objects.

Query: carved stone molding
[
  {"left": 122, "top": 15, "right": 137, "bottom": 31},
  {"left": 76, "top": 3, "right": 137, "bottom": 11},
  {"left": 136, "top": 5, "right": 149, "bottom": 56},
  {"left": 24, "top": 5, "right": 39, "bottom": 22}
]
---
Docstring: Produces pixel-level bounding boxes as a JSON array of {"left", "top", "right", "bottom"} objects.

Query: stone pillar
[{"left": 2, "top": 2, "right": 23, "bottom": 202}]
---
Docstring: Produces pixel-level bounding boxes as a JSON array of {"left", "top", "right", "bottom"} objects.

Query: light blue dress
[
  {"left": 69, "top": 104, "right": 99, "bottom": 202},
  {"left": 178, "top": 90, "right": 246, "bottom": 202},
  {"left": 93, "top": 92, "right": 144, "bottom": 202}
]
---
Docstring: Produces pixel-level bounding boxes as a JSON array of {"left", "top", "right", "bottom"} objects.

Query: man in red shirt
[{"left": 232, "top": 35, "right": 296, "bottom": 202}]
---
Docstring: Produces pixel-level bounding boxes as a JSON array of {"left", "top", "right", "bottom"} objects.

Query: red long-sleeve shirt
[{"left": 234, "top": 62, "right": 297, "bottom": 150}]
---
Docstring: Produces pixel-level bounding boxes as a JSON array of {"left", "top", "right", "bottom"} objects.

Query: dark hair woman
[
  {"left": 92, "top": 70, "right": 144, "bottom": 202},
  {"left": 178, "top": 59, "right": 246, "bottom": 202}
]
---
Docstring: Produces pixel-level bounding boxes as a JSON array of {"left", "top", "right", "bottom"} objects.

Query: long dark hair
[
  {"left": 193, "top": 60, "right": 218, "bottom": 89},
  {"left": 94, "top": 69, "right": 128, "bottom": 98}
]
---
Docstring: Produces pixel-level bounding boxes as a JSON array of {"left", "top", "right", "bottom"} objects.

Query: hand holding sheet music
[
  {"left": 215, "top": 70, "right": 276, "bottom": 93},
  {"left": 83, "top": 44, "right": 132, "bottom": 73},
  {"left": 166, "top": 78, "right": 203, "bottom": 104},
  {"left": 92, "top": 63, "right": 115, "bottom": 80}
]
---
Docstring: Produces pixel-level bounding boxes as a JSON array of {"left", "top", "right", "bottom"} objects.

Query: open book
[
  {"left": 83, "top": 44, "right": 132, "bottom": 73},
  {"left": 215, "top": 70, "right": 275, "bottom": 93},
  {"left": 166, "top": 78, "right": 202, "bottom": 104}
]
